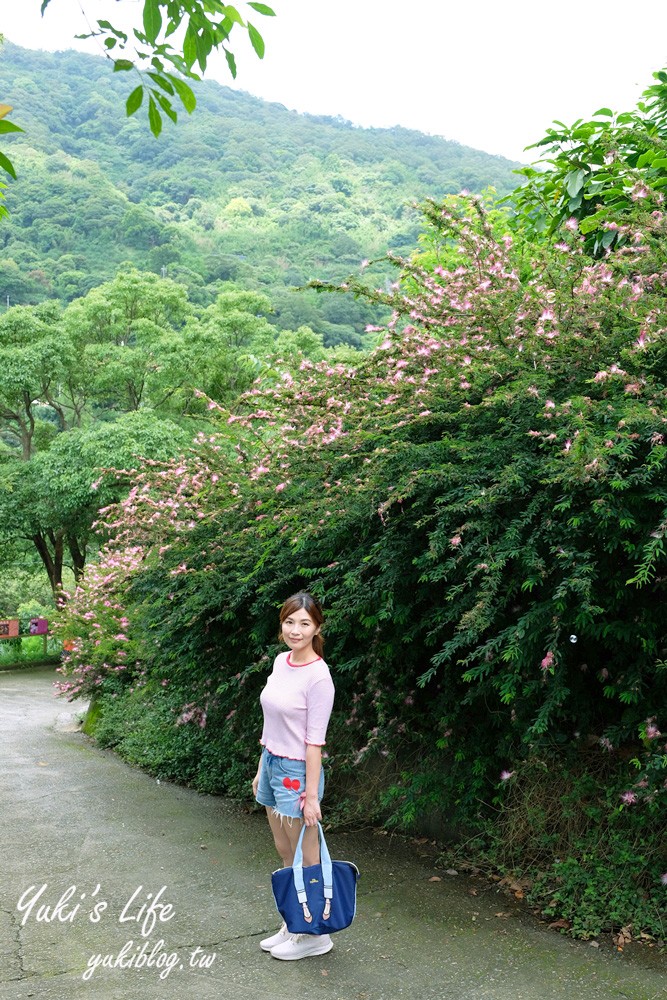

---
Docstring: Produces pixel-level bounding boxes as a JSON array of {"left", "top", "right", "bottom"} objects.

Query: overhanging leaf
[
  {"left": 126, "top": 85, "right": 144, "bottom": 117},
  {"left": 0, "top": 121, "right": 23, "bottom": 135},
  {"left": 171, "top": 77, "right": 197, "bottom": 114},
  {"left": 143, "top": 0, "right": 163, "bottom": 44},
  {"left": 248, "top": 2, "right": 276, "bottom": 14},
  {"left": 148, "top": 95, "right": 162, "bottom": 136},
  {"left": 247, "top": 22, "right": 265, "bottom": 58},
  {"left": 0, "top": 151, "right": 17, "bottom": 179},
  {"left": 225, "top": 49, "right": 237, "bottom": 78}
]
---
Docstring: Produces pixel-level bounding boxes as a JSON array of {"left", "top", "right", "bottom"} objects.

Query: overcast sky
[{"left": 3, "top": 1, "right": 667, "bottom": 162}]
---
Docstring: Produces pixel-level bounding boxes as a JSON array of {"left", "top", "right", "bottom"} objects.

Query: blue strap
[{"left": 292, "top": 822, "right": 333, "bottom": 903}]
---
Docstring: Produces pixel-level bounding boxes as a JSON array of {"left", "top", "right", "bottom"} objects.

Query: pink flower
[
  {"left": 500, "top": 770, "right": 515, "bottom": 781},
  {"left": 620, "top": 791, "right": 637, "bottom": 805},
  {"left": 540, "top": 651, "right": 555, "bottom": 671},
  {"left": 630, "top": 182, "right": 650, "bottom": 201},
  {"left": 661, "top": 873, "right": 667, "bottom": 886},
  {"left": 450, "top": 535, "right": 462, "bottom": 547},
  {"left": 275, "top": 482, "right": 287, "bottom": 492},
  {"left": 565, "top": 217, "right": 579, "bottom": 231},
  {"left": 645, "top": 719, "right": 662, "bottom": 740}
]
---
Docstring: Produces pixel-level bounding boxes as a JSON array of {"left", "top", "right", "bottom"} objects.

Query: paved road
[{"left": 0, "top": 669, "right": 665, "bottom": 1000}]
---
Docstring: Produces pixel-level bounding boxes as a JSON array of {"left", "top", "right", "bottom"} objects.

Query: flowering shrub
[{"left": 57, "top": 190, "right": 667, "bottom": 936}]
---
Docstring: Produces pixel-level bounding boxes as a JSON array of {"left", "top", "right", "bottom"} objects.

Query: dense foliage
[
  {"left": 0, "top": 43, "right": 520, "bottom": 344},
  {"left": 509, "top": 70, "right": 667, "bottom": 255},
  {"left": 57, "top": 190, "right": 666, "bottom": 938},
  {"left": 0, "top": 267, "right": 350, "bottom": 600},
  {"left": 4, "top": 40, "right": 663, "bottom": 938}
]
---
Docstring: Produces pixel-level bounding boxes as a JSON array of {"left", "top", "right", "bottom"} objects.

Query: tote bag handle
[{"left": 292, "top": 822, "right": 333, "bottom": 907}]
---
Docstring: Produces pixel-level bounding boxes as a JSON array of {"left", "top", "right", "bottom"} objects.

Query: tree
[
  {"left": 508, "top": 69, "right": 667, "bottom": 254},
  {"left": 62, "top": 267, "right": 197, "bottom": 413},
  {"left": 0, "top": 274, "right": 200, "bottom": 595},
  {"left": 0, "top": 302, "right": 82, "bottom": 457},
  {"left": 0, "top": 411, "right": 190, "bottom": 596}
]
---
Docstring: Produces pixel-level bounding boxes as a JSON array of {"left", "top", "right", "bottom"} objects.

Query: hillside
[{"left": 0, "top": 42, "right": 523, "bottom": 345}]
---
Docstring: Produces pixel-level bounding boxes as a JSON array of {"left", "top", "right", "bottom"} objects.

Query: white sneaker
[
  {"left": 260, "top": 922, "right": 290, "bottom": 952},
  {"left": 270, "top": 933, "right": 333, "bottom": 961}
]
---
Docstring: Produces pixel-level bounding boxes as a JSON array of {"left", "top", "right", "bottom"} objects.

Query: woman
[{"left": 252, "top": 591, "right": 335, "bottom": 960}]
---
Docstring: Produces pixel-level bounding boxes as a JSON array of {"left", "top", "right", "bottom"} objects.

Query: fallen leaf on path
[
  {"left": 36, "top": 761, "right": 48, "bottom": 766},
  {"left": 429, "top": 876, "right": 442, "bottom": 882},
  {"left": 612, "top": 925, "right": 632, "bottom": 948},
  {"left": 445, "top": 868, "right": 459, "bottom": 876},
  {"left": 548, "top": 918, "right": 570, "bottom": 930},
  {"left": 495, "top": 912, "right": 511, "bottom": 918}
]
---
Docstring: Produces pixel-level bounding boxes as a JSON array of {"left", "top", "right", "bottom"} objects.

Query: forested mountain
[{"left": 0, "top": 41, "right": 522, "bottom": 345}]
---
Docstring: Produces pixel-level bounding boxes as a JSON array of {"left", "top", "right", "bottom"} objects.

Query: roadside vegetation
[{"left": 2, "top": 37, "right": 665, "bottom": 943}]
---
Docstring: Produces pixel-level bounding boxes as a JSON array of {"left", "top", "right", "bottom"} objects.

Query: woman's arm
[{"left": 302, "top": 744, "right": 322, "bottom": 827}]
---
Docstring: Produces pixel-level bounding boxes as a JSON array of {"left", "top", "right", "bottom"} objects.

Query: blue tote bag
[{"left": 271, "top": 823, "right": 360, "bottom": 935}]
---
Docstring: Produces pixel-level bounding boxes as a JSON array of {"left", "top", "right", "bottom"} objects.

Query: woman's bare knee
[{"left": 266, "top": 808, "right": 296, "bottom": 865}]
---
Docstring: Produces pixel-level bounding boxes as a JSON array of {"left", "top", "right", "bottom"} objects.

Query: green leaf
[
  {"left": 143, "top": 0, "right": 163, "bottom": 44},
  {"left": 154, "top": 93, "right": 178, "bottom": 124},
  {"left": 125, "top": 85, "right": 144, "bottom": 117},
  {"left": 220, "top": 5, "right": 245, "bottom": 25},
  {"left": 113, "top": 59, "right": 134, "bottom": 72},
  {"left": 148, "top": 95, "right": 162, "bottom": 137},
  {"left": 147, "top": 72, "right": 174, "bottom": 95},
  {"left": 637, "top": 150, "right": 655, "bottom": 168},
  {"left": 247, "top": 2, "right": 276, "bottom": 14},
  {"left": 0, "top": 121, "right": 24, "bottom": 135},
  {"left": 0, "top": 151, "right": 17, "bottom": 180},
  {"left": 183, "top": 25, "right": 197, "bottom": 68},
  {"left": 225, "top": 49, "right": 237, "bottom": 78},
  {"left": 565, "top": 168, "right": 586, "bottom": 198},
  {"left": 247, "top": 22, "right": 265, "bottom": 58},
  {"left": 98, "top": 20, "right": 128, "bottom": 42},
  {"left": 592, "top": 107, "right": 613, "bottom": 117},
  {"left": 104, "top": 37, "right": 117, "bottom": 49},
  {"left": 170, "top": 77, "right": 197, "bottom": 114}
]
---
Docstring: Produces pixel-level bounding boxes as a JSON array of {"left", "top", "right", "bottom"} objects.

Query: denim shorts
[{"left": 255, "top": 747, "right": 325, "bottom": 819}]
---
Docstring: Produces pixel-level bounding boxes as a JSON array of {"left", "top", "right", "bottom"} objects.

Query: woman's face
[{"left": 281, "top": 607, "right": 320, "bottom": 655}]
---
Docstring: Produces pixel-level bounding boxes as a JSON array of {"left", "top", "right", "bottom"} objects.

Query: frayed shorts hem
[
  {"left": 255, "top": 747, "right": 324, "bottom": 820},
  {"left": 256, "top": 801, "right": 303, "bottom": 824}
]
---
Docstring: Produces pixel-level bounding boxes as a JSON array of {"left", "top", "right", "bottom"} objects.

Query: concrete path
[{"left": 0, "top": 669, "right": 665, "bottom": 1000}]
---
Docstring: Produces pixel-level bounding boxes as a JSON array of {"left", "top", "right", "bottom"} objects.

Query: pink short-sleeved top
[{"left": 260, "top": 651, "right": 335, "bottom": 760}]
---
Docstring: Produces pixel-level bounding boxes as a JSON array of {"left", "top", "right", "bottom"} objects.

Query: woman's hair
[{"left": 279, "top": 591, "right": 324, "bottom": 657}]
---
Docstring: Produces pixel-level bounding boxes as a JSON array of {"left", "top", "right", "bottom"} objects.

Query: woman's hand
[
  {"left": 252, "top": 770, "right": 260, "bottom": 797},
  {"left": 302, "top": 795, "right": 322, "bottom": 827}
]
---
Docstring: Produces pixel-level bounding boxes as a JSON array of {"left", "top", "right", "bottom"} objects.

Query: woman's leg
[{"left": 266, "top": 809, "right": 320, "bottom": 867}]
